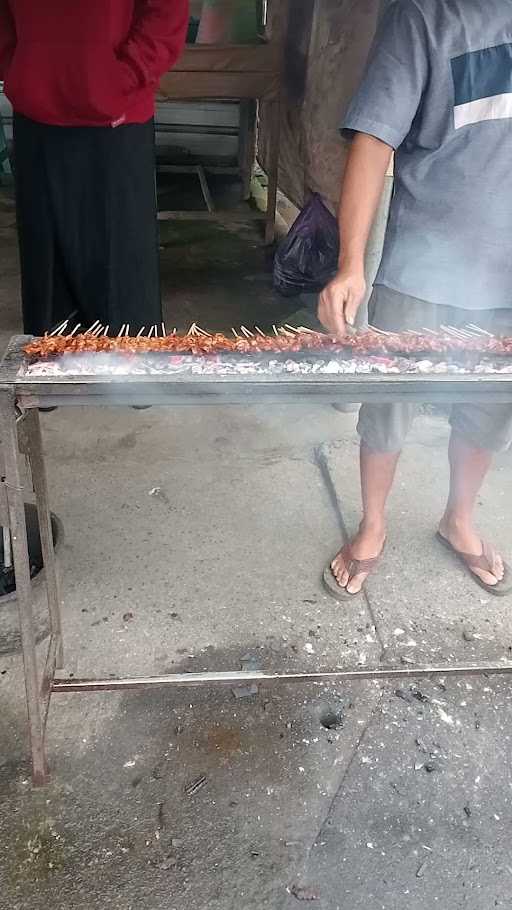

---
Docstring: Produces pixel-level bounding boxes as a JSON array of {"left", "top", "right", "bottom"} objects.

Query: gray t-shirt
[{"left": 343, "top": 0, "right": 512, "bottom": 310}]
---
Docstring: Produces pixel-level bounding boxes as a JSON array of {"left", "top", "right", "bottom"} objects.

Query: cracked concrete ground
[{"left": 0, "top": 185, "right": 512, "bottom": 909}]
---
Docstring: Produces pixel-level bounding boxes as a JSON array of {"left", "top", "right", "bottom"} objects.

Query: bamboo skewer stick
[
  {"left": 103, "top": 325, "right": 109, "bottom": 336},
  {"left": 467, "top": 323, "right": 493, "bottom": 337},
  {"left": 231, "top": 328, "right": 240, "bottom": 339},
  {"left": 117, "top": 324, "right": 126, "bottom": 338},
  {"left": 69, "top": 324, "right": 81, "bottom": 337},
  {"left": 297, "top": 326, "right": 323, "bottom": 336},
  {"left": 161, "top": 322, "right": 167, "bottom": 337},
  {"left": 240, "top": 325, "right": 254, "bottom": 338},
  {"left": 86, "top": 320, "right": 101, "bottom": 335},
  {"left": 367, "top": 324, "right": 396, "bottom": 337},
  {"left": 49, "top": 319, "right": 69, "bottom": 337},
  {"left": 254, "top": 326, "right": 266, "bottom": 337}
]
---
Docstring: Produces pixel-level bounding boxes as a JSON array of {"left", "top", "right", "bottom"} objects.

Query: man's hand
[{"left": 318, "top": 269, "right": 367, "bottom": 337}]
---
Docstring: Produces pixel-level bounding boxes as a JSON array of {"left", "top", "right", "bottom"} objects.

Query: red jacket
[{"left": 0, "top": 0, "right": 189, "bottom": 127}]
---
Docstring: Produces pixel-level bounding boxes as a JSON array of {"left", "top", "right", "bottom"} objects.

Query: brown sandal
[
  {"left": 323, "top": 542, "right": 385, "bottom": 601},
  {"left": 436, "top": 532, "right": 512, "bottom": 597}
]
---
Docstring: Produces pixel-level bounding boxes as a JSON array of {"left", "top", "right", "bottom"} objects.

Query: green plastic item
[{"left": 231, "top": 0, "right": 259, "bottom": 42}]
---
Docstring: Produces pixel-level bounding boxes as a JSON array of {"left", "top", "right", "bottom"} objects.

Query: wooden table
[{"left": 158, "top": 43, "right": 282, "bottom": 243}]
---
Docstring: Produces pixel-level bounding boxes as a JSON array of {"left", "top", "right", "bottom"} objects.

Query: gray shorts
[{"left": 358, "top": 285, "right": 512, "bottom": 453}]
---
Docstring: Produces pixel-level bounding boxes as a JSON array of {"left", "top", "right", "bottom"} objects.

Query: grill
[{"left": 2, "top": 333, "right": 512, "bottom": 786}]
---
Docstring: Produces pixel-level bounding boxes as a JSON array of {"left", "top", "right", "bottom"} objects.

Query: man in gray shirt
[{"left": 319, "top": 0, "right": 512, "bottom": 596}]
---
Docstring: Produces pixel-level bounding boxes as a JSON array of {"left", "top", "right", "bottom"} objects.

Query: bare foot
[
  {"left": 439, "top": 516, "right": 504, "bottom": 587},
  {"left": 331, "top": 522, "right": 386, "bottom": 595}
]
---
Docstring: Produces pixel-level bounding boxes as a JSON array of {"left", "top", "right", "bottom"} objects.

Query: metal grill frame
[{"left": 2, "top": 335, "right": 512, "bottom": 786}]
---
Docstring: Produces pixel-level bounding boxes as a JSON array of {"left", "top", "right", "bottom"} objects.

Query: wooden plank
[
  {"left": 157, "top": 211, "right": 265, "bottom": 222},
  {"left": 158, "top": 71, "right": 279, "bottom": 101},
  {"left": 172, "top": 43, "right": 279, "bottom": 73}
]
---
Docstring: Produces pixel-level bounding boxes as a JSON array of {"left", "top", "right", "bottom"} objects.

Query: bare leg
[
  {"left": 332, "top": 443, "right": 400, "bottom": 594},
  {"left": 439, "top": 431, "right": 503, "bottom": 586}
]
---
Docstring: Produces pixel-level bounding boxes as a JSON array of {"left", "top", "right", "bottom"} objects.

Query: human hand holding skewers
[{"left": 318, "top": 267, "right": 367, "bottom": 338}]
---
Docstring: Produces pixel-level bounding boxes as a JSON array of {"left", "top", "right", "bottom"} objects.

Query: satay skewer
[{"left": 69, "top": 323, "right": 82, "bottom": 337}]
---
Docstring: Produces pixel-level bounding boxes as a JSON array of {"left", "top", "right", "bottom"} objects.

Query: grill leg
[
  {"left": 0, "top": 393, "right": 48, "bottom": 785},
  {"left": 25, "top": 409, "right": 63, "bottom": 669}
]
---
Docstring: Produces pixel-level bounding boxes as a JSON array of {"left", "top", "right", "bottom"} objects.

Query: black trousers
[{"left": 13, "top": 114, "right": 161, "bottom": 336}]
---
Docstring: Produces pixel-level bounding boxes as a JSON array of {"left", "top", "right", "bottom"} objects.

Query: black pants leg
[{"left": 13, "top": 114, "right": 161, "bottom": 336}]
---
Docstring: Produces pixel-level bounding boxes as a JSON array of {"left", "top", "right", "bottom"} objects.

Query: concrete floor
[{"left": 0, "top": 181, "right": 512, "bottom": 910}]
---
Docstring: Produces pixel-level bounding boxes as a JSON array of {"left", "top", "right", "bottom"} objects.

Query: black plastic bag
[{"left": 273, "top": 194, "right": 339, "bottom": 297}]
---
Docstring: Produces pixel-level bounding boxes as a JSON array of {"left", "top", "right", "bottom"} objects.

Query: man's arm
[
  {"left": 118, "top": 0, "right": 189, "bottom": 93},
  {"left": 0, "top": 0, "right": 16, "bottom": 80},
  {"left": 318, "top": 133, "right": 392, "bottom": 337}
]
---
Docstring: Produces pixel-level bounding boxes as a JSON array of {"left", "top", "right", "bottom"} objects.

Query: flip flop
[
  {"left": 436, "top": 531, "right": 512, "bottom": 597},
  {"left": 323, "top": 541, "right": 385, "bottom": 601}
]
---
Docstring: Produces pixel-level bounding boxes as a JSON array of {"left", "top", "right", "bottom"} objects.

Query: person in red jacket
[{"left": 0, "top": 0, "right": 189, "bottom": 336}]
